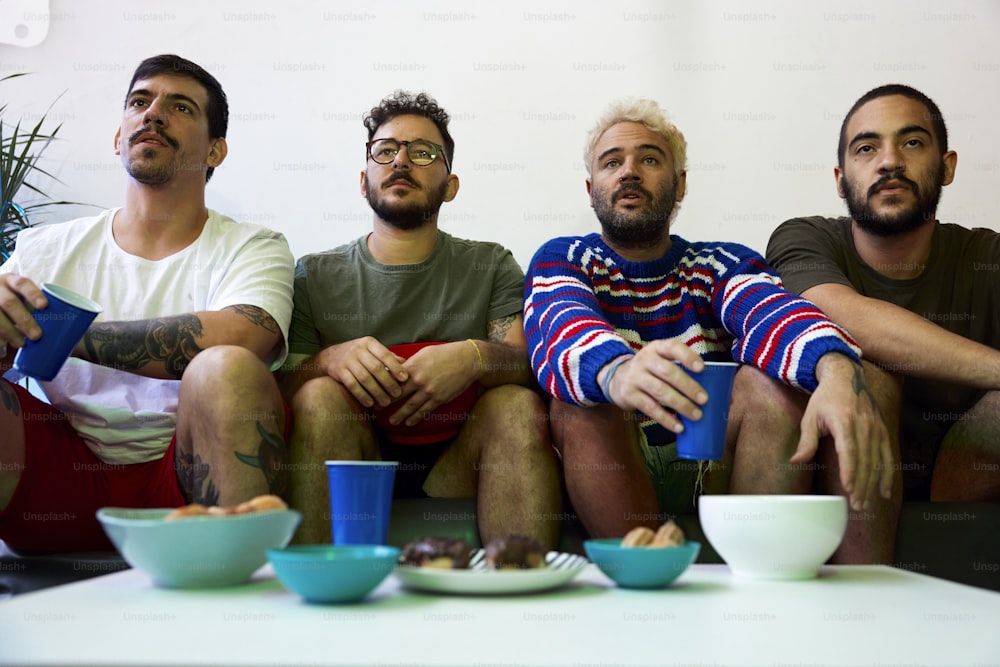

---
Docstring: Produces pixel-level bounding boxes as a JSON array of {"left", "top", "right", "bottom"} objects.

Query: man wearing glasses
[{"left": 280, "top": 91, "right": 561, "bottom": 547}]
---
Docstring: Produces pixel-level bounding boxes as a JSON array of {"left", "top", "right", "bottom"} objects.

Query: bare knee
[{"left": 473, "top": 385, "right": 549, "bottom": 446}]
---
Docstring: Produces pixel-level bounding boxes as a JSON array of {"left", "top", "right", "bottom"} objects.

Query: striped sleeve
[
  {"left": 710, "top": 246, "right": 861, "bottom": 391},
  {"left": 524, "top": 239, "right": 634, "bottom": 406}
]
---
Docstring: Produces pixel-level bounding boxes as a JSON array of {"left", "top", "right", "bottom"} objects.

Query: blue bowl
[
  {"left": 268, "top": 545, "right": 400, "bottom": 604},
  {"left": 584, "top": 539, "right": 701, "bottom": 589}
]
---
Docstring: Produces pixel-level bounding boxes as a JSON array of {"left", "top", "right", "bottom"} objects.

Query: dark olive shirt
[{"left": 767, "top": 216, "right": 1000, "bottom": 498}]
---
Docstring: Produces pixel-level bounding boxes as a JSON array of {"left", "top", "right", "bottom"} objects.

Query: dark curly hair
[
  {"left": 364, "top": 91, "right": 454, "bottom": 171},
  {"left": 126, "top": 54, "right": 229, "bottom": 182}
]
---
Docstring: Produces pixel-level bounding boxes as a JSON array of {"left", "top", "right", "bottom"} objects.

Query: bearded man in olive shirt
[{"left": 767, "top": 84, "right": 1000, "bottom": 503}]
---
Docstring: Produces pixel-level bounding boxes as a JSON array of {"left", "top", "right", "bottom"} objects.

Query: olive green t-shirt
[
  {"left": 289, "top": 230, "right": 525, "bottom": 355},
  {"left": 767, "top": 216, "right": 1000, "bottom": 498}
]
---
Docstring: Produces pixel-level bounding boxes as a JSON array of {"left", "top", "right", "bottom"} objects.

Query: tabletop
[{"left": 1, "top": 563, "right": 998, "bottom": 667}]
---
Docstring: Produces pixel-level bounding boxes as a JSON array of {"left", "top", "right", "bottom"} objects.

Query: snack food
[
  {"left": 483, "top": 535, "right": 547, "bottom": 570},
  {"left": 621, "top": 520, "right": 685, "bottom": 548},
  {"left": 401, "top": 536, "right": 474, "bottom": 569},
  {"left": 164, "top": 494, "right": 288, "bottom": 521}
]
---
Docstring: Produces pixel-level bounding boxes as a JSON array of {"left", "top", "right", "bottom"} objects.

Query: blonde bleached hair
[{"left": 584, "top": 98, "right": 687, "bottom": 178}]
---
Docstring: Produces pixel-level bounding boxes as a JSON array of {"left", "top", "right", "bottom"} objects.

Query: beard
[
  {"left": 366, "top": 170, "right": 449, "bottom": 230},
  {"left": 122, "top": 128, "right": 181, "bottom": 186},
  {"left": 843, "top": 165, "right": 944, "bottom": 237},
  {"left": 592, "top": 179, "right": 678, "bottom": 249}
]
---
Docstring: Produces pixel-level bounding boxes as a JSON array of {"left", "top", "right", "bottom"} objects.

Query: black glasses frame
[{"left": 366, "top": 138, "right": 451, "bottom": 172}]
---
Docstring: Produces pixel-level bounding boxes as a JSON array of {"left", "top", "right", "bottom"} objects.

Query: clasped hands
[{"left": 320, "top": 337, "right": 479, "bottom": 427}]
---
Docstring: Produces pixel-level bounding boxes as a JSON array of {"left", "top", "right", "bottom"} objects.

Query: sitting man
[
  {"left": 524, "top": 98, "right": 897, "bottom": 562},
  {"left": 767, "top": 84, "right": 1000, "bottom": 505},
  {"left": 281, "top": 91, "right": 560, "bottom": 547},
  {"left": 0, "top": 54, "right": 295, "bottom": 553}
]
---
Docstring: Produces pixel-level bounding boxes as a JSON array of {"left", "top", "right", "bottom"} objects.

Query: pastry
[
  {"left": 621, "top": 520, "right": 685, "bottom": 548},
  {"left": 621, "top": 526, "right": 655, "bottom": 547},
  {"left": 482, "top": 535, "right": 547, "bottom": 569},
  {"left": 164, "top": 494, "right": 288, "bottom": 521},
  {"left": 400, "top": 536, "right": 474, "bottom": 569}
]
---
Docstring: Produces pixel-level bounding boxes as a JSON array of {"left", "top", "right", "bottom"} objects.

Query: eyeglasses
[{"left": 366, "top": 138, "right": 451, "bottom": 172}]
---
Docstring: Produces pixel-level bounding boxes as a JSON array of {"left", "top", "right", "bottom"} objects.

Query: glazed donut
[
  {"left": 483, "top": 535, "right": 547, "bottom": 569},
  {"left": 234, "top": 494, "right": 288, "bottom": 514},
  {"left": 401, "top": 537, "right": 474, "bottom": 569},
  {"left": 164, "top": 495, "right": 288, "bottom": 520}
]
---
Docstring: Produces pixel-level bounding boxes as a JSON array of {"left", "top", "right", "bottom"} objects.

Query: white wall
[{"left": 2, "top": 0, "right": 999, "bottom": 268}]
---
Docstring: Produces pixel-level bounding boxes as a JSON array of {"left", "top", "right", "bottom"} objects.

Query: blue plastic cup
[
  {"left": 675, "top": 362, "right": 739, "bottom": 461},
  {"left": 325, "top": 461, "right": 398, "bottom": 545},
  {"left": 13, "top": 283, "right": 103, "bottom": 381}
]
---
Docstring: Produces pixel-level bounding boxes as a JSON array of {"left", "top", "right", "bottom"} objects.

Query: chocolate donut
[
  {"left": 401, "top": 537, "right": 474, "bottom": 569},
  {"left": 483, "top": 535, "right": 547, "bottom": 570}
]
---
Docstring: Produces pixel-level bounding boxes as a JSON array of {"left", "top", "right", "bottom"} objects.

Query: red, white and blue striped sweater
[{"left": 524, "top": 233, "right": 861, "bottom": 443}]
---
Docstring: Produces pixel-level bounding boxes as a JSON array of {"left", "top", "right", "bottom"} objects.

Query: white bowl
[
  {"left": 698, "top": 495, "right": 847, "bottom": 580},
  {"left": 97, "top": 507, "right": 301, "bottom": 588}
]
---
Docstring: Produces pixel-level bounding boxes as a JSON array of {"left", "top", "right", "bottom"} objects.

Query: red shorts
[{"left": 0, "top": 382, "right": 289, "bottom": 554}]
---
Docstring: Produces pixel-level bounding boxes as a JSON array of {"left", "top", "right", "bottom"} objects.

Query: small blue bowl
[
  {"left": 268, "top": 545, "right": 400, "bottom": 604},
  {"left": 584, "top": 539, "right": 701, "bottom": 589}
]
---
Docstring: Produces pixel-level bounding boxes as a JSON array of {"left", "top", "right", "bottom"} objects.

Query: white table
[{"left": 1, "top": 564, "right": 998, "bottom": 666}]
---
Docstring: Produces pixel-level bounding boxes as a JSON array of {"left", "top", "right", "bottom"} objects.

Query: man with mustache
[
  {"left": 281, "top": 91, "right": 560, "bottom": 547},
  {"left": 0, "top": 55, "right": 294, "bottom": 552},
  {"left": 524, "top": 98, "right": 897, "bottom": 562},
  {"left": 767, "top": 84, "right": 1000, "bottom": 506}
]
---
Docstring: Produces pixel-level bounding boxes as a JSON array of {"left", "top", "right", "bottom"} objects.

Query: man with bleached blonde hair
[{"left": 524, "top": 97, "right": 901, "bottom": 563}]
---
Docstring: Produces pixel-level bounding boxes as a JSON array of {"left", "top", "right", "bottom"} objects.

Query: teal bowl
[
  {"left": 584, "top": 539, "right": 701, "bottom": 589},
  {"left": 97, "top": 507, "right": 301, "bottom": 588},
  {"left": 268, "top": 545, "right": 400, "bottom": 604}
]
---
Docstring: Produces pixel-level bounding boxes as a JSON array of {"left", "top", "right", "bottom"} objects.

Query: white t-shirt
[{"left": 0, "top": 208, "right": 294, "bottom": 464}]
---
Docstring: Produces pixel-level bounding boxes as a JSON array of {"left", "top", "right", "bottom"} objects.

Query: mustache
[
  {"left": 128, "top": 127, "right": 179, "bottom": 149},
  {"left": 868, "top": 174, "right": 917, "bottom": 198},
  {"left": 383, "top": 171, "right": 418, "bottom": 188},
  {"left": 613, "top": 182, "right": 652, "bottom": 202}
]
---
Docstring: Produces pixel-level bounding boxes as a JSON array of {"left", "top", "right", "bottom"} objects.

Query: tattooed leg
[
  {"left": 0, "top": 380, "right": 27, "bottom": 510},
  {"left": 173, "top": 345, "right": 287, "bottom": 506}
]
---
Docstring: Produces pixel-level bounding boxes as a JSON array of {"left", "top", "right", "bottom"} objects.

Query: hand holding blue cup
[
  {"left": 675, "top": 361, "right": 739, "bottom": 461},
  {"left": 13, "top": 283, "right": 103, "bottom": 381}
]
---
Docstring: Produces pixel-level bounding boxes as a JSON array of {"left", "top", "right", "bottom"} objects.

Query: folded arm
[{"left": 803, "top": 282, "right": 1000, "bottom": 389}]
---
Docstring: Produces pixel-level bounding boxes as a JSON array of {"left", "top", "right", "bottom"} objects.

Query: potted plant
[{"left": 0, "top": 73, "right": 76, "bottom": 262}]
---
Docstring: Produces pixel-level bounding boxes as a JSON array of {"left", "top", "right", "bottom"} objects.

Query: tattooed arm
[
  {"left": 76, "top": 304, "right": 282, "bottom": 380},
  {"left": 472, "top": 312, "right": 537, "bottom": 388}
]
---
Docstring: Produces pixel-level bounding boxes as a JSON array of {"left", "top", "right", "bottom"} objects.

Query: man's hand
[
  {"left": 388, "top": 341, "right": 481, "bottom": 427},
  {"left": 602, "top": 338, "right": 709, "bottom": 433},
  {"left": 792, "top": 353, "right": 894, "bottom": 511},
  {"left": 317, "top": 336, "right": 409, "bottom": 409},
  {"left": 0, "top": 273, "right": 47, "bottom": 352}
]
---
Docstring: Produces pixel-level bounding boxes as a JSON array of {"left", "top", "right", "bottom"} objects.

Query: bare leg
[
  {"left": 730, "top": 363, "right": 902, "bottom": 564},
  {"left": 548, "top": 399, "right": 659, "bottom": 539},
  {"left": 286, "top": 376, "right": 378, "bottom": 544},
  {"left": 931, "top": 390, "right": 1000, "bottom": 501},
  {"left": 0, "top": 380, "right": 26, "bottom": 511},
  {"left": 174, "top": 346, "right": 287, "bottom": 506},
  {"left": 424, "top": 385, "right": 561, "bottom": 550}
]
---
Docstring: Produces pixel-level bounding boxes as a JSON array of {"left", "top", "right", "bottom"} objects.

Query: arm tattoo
[
  {"left": 487, "top": 314, "right": 517, "bottom": 342},
  {"left": 228, "top": 304, "right": 280, "bottom": 334},
  {"left": 851, "top": 365, "right": 878, "bottom": 407},
  {"left": 83, "top": 315, "right": 204, "bottom": 380}
]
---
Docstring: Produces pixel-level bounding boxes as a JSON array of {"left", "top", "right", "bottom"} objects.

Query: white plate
[{"left": 393, "top": 550, "right": 588, "bottom": 595}]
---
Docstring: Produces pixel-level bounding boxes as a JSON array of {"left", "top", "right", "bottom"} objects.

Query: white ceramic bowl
[
  {"left": 698, "top": 495, "right": 847, "bottom": 580},
  {"left": 97, "top": 507, "right": 301, "bottom": 588}
]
